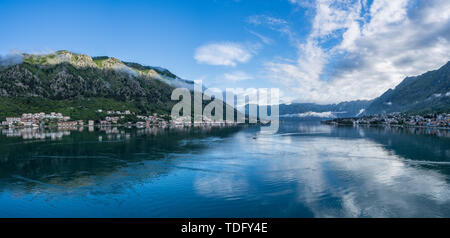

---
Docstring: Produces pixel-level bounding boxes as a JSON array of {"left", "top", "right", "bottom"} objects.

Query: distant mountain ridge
[
  {"left": 278, "top": 61, "right": 450, "bottom": 118},
  {"left": 279, "top": 100, "right": 372, "bottom": 119}
]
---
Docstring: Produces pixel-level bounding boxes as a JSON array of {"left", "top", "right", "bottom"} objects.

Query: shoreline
[
  {"left": 0, "top": 122, "right": 249, "bottom": 130},
  {"left": 321, "top": 122, "right": 450, "bottom": 130}
]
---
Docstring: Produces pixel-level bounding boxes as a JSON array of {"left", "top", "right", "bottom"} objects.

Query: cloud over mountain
[
  {"left": 0, "top": 52, "right": 23, "bottom": 67},
  {"left": 267, "top": 0, "right": 450, "bottom": 104}
]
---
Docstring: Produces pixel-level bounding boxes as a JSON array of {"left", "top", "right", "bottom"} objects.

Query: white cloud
[
  {"left": 281, "top": 111, "right": 337, "bottom": 118},
  {"left": 194, "top": 42, "right": 253, "bottom": 66},
  {"left": 223, "top": 71, "right": 253, "bottom": 82},
  {"left": 247, "top": 14, "right": 298, "bottom": 44},
  {"left": 247, "top": 15, "right": 288, "bottom": 26},
  {"left": 288, "top": 0, "right": 315, "bottom": 8},
  {"left": 0, "top": 51, "right": 23, "bottom": 67},
  {"left": 248, "top": 30, "right": 274, "bottom": 45},
  {"left": 270, "top": 0, "right": 450, "bottom": 104}
]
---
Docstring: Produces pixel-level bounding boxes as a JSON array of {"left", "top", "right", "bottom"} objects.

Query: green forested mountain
[
  {"left": 0, "top": 51, "right": 193, "bottom": 120},
  {"left": 364, "top": 61, "right": 450, "bottom": 115}
]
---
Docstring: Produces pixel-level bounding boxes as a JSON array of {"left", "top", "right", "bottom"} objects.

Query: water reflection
[
  {"left": 191, "top": 122, "right": 450, "bottom": 217},
  {"left": 249, "top": 136, "right": 450, "bottom": 217},
  {"left": 0, "top": 122, "right": 449, "bottom": 217},
  {"left": 2, "top": 128, "right": 71, "bottom": 140},
  {"left": 0, "top": 126, "right": 243, "bottom": 194}
]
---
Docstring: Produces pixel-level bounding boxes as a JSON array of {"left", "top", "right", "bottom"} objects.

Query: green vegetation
[
  {"left": 23, "top": 55, "right": 48, "bottom": 65},
  {"left": 123, "top": 61, "right": 178, "bottom": 78},
  {"left": 55, "top": 50, "right": 72, "bottom": 54},
  {"left": 92, "top": 56, "right": 109, "bottom": 68}
]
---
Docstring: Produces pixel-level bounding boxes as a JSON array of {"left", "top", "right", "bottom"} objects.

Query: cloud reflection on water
[{"left": 193, "top": 124, "right": 450, "bottom": 217}]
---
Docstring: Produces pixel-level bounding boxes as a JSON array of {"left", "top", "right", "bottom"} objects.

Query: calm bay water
[{"left": 0, "top": 121, "right": 450, "bottom": 218}]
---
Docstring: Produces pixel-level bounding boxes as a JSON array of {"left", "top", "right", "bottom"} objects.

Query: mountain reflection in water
[{"left": 0, "top": 122, "right": 449, "bottom": 217}]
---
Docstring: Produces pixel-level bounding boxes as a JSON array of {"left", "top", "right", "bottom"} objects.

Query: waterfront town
[
  {"left": 0, "top": 110, "right": 239, "bottom": 141},
  {"left": 323, "top": 112, "right": 450, "bottom": 128},
  {"left": 0, "top": 109, "right": 236, "bottom": 130}
]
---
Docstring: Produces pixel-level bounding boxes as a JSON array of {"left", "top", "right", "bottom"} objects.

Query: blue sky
[{"left": 1, "top": 0, "right": 449, "bottom": 104}]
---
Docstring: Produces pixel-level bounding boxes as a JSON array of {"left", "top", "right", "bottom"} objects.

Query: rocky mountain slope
[
  {"left": 364, "top": 61, "right": 450, "bottom": 115},
  {"left": 0, "top": 50, "right": 193, "bottom": 120}
]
